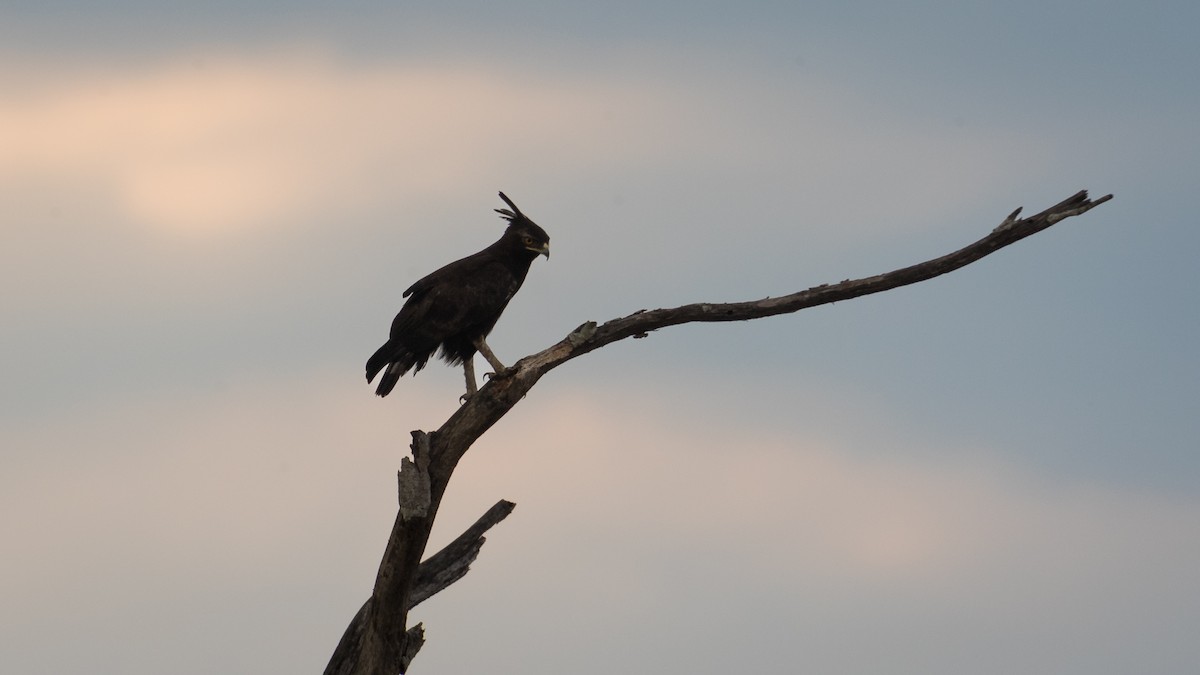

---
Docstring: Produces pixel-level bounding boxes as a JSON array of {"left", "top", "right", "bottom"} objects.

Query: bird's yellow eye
[{"left": 522, "top": 236, "right": 534, "bottom": 246}]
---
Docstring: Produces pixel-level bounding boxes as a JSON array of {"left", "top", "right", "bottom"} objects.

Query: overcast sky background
[{"left": 3, "top": 2, "right": 1198, "bottom": 674}]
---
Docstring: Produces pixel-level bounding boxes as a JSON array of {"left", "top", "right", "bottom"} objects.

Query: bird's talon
[{"left": 484, "top": 367, "right": 511, "bottom": 382}]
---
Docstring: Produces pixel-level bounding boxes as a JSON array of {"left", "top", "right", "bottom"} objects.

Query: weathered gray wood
[
  {"left": 324, "top": 498, "right": 516, "bottom": 675},
  {"left": 326, "top": 190, "right": 1112, "bottom": 674}
]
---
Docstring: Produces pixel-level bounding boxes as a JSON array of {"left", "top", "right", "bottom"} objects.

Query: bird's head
[{"left": 495, "top": 192, "right": 550, "bottom": 259}]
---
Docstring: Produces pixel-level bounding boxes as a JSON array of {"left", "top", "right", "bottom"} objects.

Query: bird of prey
[{"left": 365, "top": 192, "right": 551, "bottom": 399}]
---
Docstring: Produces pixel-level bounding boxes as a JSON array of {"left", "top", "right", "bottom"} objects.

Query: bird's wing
[
  {"left": 390, "top": 281, "right": 466, "bottom": 340},
  {"left": 402, "top": 250, "right": 489, "bottom": 298},
  {"left": 390, "top": 254, "right": 516, "bottom": 340}
]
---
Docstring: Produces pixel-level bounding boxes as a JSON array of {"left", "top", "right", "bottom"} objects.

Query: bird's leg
[
  {"left": 460, "top": 357, "right": 479, "bottom": 403},
  {"left": 473, "top": 338, "right": 509, "bottom": 380}
]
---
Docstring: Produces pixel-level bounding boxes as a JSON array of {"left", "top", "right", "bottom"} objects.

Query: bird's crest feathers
[{"left": 494, "top": 191, "right": 525, "bottom": 224}]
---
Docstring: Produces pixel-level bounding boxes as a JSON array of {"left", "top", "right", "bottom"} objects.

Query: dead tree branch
[
  {"left": 323, "top": 498, "right": 516, "bottom": 675},
  {"left": 326, "top": 189, "right": 1112, "bottom": 674}
]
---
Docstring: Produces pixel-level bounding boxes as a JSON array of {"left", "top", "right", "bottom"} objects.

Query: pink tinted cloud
[
  {"left": 427, "top": 382, "right": 1200, "bottom": 590},
  {"left": 0, "top": 50, "right": 682, "bottom": 237},
  {"left": 0, "top": 47, "right": 1039, "bottom": 243},
  {"left": 4, "top": 367, "right": 1197, "bottom": 671}
]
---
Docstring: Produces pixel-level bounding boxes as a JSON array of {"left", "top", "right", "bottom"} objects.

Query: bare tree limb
[
  {"left": 324, "top": 498, "right": 517, "bottom": 675},
  {"left": 326, "top": 189, "right": 1112, "bottom": 674},
  {"left": 431, "top": 190, "right": 1113, "bottom": 471},
  {"left": 411, "top": 499, "right": 517, "bottom": 607}
]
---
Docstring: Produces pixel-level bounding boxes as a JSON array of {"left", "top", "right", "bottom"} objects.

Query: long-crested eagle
[{"left": 365, "top": 192, "right": 550, "bottom": 398}]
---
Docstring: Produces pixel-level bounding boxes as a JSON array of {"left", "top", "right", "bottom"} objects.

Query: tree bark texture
[{"left": 325, "top": 190, "right": 1112, "bottom": 674}]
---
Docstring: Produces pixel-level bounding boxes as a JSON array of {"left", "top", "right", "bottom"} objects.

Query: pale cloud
[
  {"left": 426, "top": 382, "right": 1200, "bottom": 673},
  {"left": 372, "top": 379, "right": 1194, "bottom": 652},
  {"left": 0, "top": 49, "right": 661, "bottom": 318},
  {"left": 453, "top": 385, "right": 1200, "bottom": 592},
  {"left": 1, "top": 47, "right": 1041, "bottom": 242},
  {"left": 4, "top": 368, "right": 1196, "bottom": 673},
  {"left": 9, "top": 367, "right": 1196, "bottom": 602},
  {"left": 0, "top": 49, "right": 679, "bottom": 237},
  {"left": 0, "top": 46, "right": 1054, "bottom": 332}
]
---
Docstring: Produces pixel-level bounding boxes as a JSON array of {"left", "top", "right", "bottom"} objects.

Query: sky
[{"left": 2, "top": 1, "right": 1198, "bottom": 673}]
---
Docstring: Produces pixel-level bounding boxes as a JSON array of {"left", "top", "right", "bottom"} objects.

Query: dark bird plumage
[{"left": 366, "top": 192, "right": 550, "bottom": 398}]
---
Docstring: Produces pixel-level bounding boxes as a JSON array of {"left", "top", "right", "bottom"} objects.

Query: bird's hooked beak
[{"left": 532, "top": 243, "right": 550, "bottom": 259}]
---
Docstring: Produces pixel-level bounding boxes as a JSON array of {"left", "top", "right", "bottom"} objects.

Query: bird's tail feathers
[
  {"left": 366, "top": 340, "right": 424, "bottom": 397},
  {"left": 374, "top": 363, "right": 405, "bottom": 397},
  {"left": 365, "top": 341, "right": 396, "bottom": 383}
]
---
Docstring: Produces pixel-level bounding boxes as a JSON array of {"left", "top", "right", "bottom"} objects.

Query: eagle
[{"left": 366, "top": 192, "right": 551, "bottom": 399}]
